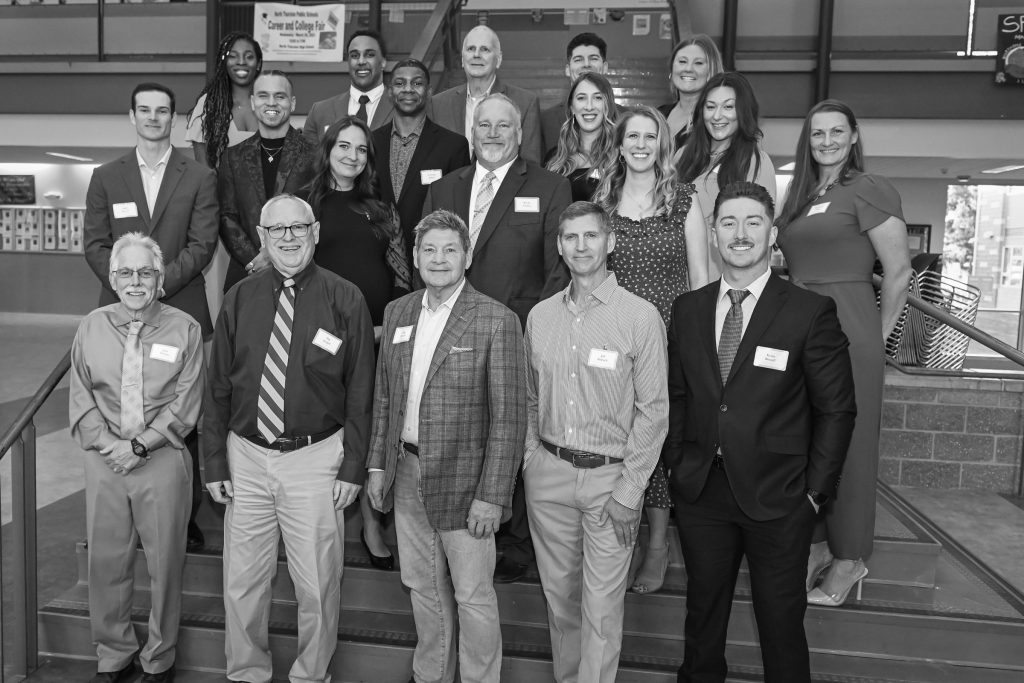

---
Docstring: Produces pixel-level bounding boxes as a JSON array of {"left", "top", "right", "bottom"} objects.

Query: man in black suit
[
  {"left": 665, "top": 181, "right": 856, "bottom": 683},
  {"left": 423, "top": 92, "right": 572, "bottom": 583},
  {"left": 372, "top": 58, "right": 470, "bottom": 272}
]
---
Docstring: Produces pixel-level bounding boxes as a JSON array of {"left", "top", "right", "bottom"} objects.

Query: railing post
[
  {"left": 97, "top": 0, "right": 106, "bottom": 62},
  {"left": 206, "top": 0, "right": 220, "bottom": 81},
  {"left": 11, "top": 422, "right": 39, "bottom": 676},
  {"left": 722, "top": 0, "right": 738, "bottom": 71},
  {"left": 0, "top": 459, "right": 5, "bottom": 680},
  {"left": 815, "top": 0, "right": 835, "bottom": 102}
]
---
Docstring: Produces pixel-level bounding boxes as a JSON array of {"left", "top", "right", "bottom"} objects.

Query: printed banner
[{"left": 255, "top": 3, "right": 345, "bottom": 62}]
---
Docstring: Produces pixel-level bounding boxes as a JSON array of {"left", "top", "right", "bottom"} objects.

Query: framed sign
[
  {"left": 0, "top": 175, "right": 36, "bottom": 205},
  {"left": 255, "top": 3, "right": 345, "bottom": 62},
  {"left": 996, "top": 14, "right": 1024, "bottom": 86}
]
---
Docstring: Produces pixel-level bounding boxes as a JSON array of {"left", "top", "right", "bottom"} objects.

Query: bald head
[{"left": 462, "top": 26, "right": 502, "bottom": 80}]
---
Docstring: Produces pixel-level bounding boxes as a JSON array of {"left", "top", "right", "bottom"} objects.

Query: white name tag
[
  {"left": 753, "top": 346, "right": 789, "bottom": 371},
  {"left": 393, "top": 325, "right": 413, "bottom": 344},
  {"left": 587, "top": 348, "right": 619, "bottom": 370},
  {"left": 113, "top": 202, "right": 139, "bottom": 219},
  {"left": 807, "top": 202, "right": 830, "bottom": 217},
  {"left": 514, "top": 196, "right": 540, "bottom": 213},
  {"left": 312, "top": 328, "right": 342, "bottom": 355},
  {"left": 149, "top": 343, "right": 179, "bottom": 363},
  {"left": 420, "top": 169, "right": 443, "bottom": 185}
]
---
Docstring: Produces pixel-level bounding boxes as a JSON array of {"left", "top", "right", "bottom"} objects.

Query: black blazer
[
  {"left": 665, "top": 274, "right": 857, "bottom": 521},
  {"left": 422, "top": 157, "right": 572, "bottom": 328},
  {"left": 372, "top": 118, "right": 470, "bottom": 269}
]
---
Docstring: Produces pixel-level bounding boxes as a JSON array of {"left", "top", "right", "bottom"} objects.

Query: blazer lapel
[
  {"left": 119, "top": 154, "right": 152, "bottom": 229},
  {"left": 150, "top": 149, "right": 185, "bottom": 228},
  {"left": 240, "top": 137, "right": 265, "bottom": 202},
  {"left": 473, "top": 157, "right": 526, "bottom": 256},
  {"left": 726, "top": 274, "right": 789, "bottom": 383},
  {"left": 372, "top": 96, "right": 395, "bottom": 128},
  {"left": 398, "top": 121, "right": 440, "bottom": 202},
  {"left": 451, "top": 85, "right": 468, "bottom": 134},
  {"left": 275, "top": 127, "right": 302, "bottom": 196},
  {"left": 699, "top": 284, "right": 723, "bottom": 385},
  {"left": 453, "top": 165, "right": 475, "bottom": 224},
  {"left": 424, "top": 289, "right": 476, "bottom": 389},
  {"left": 376, "top": 122, "right": 396, "bottom": 201},
  {"left": 395, "top": 294, "right": 422, "bottom": 403}
]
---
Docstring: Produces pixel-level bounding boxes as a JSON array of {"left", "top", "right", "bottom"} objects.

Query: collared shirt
[
  {"left": 348, "top": 83, "right": 386, "bottom": 123},
  {"left": 524, "top": 272, "right": 669, "bottom": 509},
  {"left": 468, "top": 158, "right": 516, "bottom": 242},
  {"left": 69, "top": 301, "right": 204, "bottom": 453},
  {"left": 714, "top": 266, "right": 772, "bottom": 345},
  {"left": 135, "top": 146, "right": 172, "bottom": 216},
  {"left": 204, "top": 262, "right": 375, "bottom": 484},
  {"left": 463, "top": 76, "right": 496, "bottom": 143},
  {"left": 401, "top": 277, "right": 468, "bottom": 445},
  {"left": 390, "top": 116, "right": 426, "bottom": 199}
]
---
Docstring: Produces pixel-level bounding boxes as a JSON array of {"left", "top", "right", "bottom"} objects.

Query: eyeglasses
[
  {"left": 260, "top": 222, "right": 312, "bottom": 239},
  {"left": 112, "top": 267, "right": 158, "bottom": 281}
]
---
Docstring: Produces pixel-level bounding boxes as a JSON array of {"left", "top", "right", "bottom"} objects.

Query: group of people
[{"left": 68, "top": 21, "right": 912, "bottom": 683}]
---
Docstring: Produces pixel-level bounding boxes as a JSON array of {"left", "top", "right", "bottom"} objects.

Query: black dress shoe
[
  {"left": 187, "top": 521, "right": 205, "bottom": 552},
  {"left": 360, "top": 529, "right": 395, "bottom": 570},
  {"left": 88, "top": 660, "right": 136, "bottom": 683},
  {"left": 493, "top": 555, "right": 527, "bottom": 583},
  {"left": 141, "top": 664, "right": 175, "bottom": 682}
]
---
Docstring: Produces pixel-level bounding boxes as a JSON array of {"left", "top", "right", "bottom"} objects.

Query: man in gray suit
[
  {"left": 303, "top": 29, "right": 394, "bottom": 142},
  {"left": 428, "top": 25, "right": 543, "bottom": 164}
]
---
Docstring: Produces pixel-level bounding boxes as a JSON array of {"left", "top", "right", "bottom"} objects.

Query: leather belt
[
  {"left": 542, "top": 439, "right": 623, "bottom": 469},
  {"left": 402, "top": 441, "right": 419, "bottom": 456},
  {"left": 246, "top": 426, "right": 340, "bottom": 452}
]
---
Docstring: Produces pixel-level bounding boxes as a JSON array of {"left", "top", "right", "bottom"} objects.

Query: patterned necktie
[
  {"left": 120, "top": 320, "right": 146, "bottom": 439},
  {"left": 470, "top": 171, "right": 496, "bottom": 251},
  {"left": 355, "top": 94, "right": 370, "bottom": 122},
  {"left": 257, "top": 278, "right": 295, "bottom": 443},
  {"left": 718, "top": 289, "right": 750, "bottom": 384}
]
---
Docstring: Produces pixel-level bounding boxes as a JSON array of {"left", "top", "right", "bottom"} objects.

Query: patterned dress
[{"left": 608, "top": 182, "right": 695, "bottom": 508}]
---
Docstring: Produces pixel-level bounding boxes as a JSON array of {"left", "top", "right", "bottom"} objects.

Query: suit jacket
[
  {"left": 665, "top": 273, "right": 856, "bottom": 521},
  {"left": 372, "top": 118, "right": 471, "bottom": 270},
  {"left": 217, "top": 126, "right": 316, "bottom": 292},
  {"left": 422, "top": 157, "right": 572, "bottom": 328},
  {"left": 427, "top": 76, "right": 543, "bottom": 164},
  {"left": 302, "top": 90, "right": 395, "bottom": 144},
  {"left": 367, "top": 282, "right": 528, "bottom": 531},
  {"left": 84, "top": 147, "right": 218, "bottom": 335}
]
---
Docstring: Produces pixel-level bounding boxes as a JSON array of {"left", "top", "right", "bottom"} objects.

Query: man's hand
[
  {"left": 367, "top": 471, "right": 386, "bottom": 512},
  {"left": 100, "top": 440, "right": 145, "bottom": 475},
  {"left": 599, "top": 497, "right": 641, "bottom": 548},
  {"left": 467, "top": 499, "right": 502, "bottom": 539},
  {"left": 333, "top": 481, "right": 362, "bottom": 510},
  {"left": 248, "top": 249, "right": 272, "bottom": 275},
  {"left": 206, "top": 480, "right": 234, "bottom": 504}
]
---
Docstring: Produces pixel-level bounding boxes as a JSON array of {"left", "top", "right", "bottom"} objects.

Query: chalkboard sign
[
  {"left": 0, "top": 175, "right": 36, "bottom": 205},
  {"left": 996, "top": 14, "right": 1024, "bottom": 86}
]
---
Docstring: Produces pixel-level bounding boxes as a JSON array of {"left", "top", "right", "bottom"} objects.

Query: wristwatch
[
  {"left": 807, "top": 488, "right": 829, "bottom": 507},
  {"left": 130, "top": 437, "right": 149, "bottom": 459}
]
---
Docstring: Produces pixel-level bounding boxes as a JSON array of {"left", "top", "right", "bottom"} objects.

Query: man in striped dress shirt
[{"left": 522, "top": 201, "right": 669, "bottom": 683}]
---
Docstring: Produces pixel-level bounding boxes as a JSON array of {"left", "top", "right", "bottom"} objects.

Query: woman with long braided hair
[{"left": 185, "top": 32, "right": 262, "bottom": 169}]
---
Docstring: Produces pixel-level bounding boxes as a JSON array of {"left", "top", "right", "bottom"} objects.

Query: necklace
[
  {"left": 814, "top": 175, "right": 843, "bottom": 198},
  {"left": 260, "top": 139, "right": 285, "bottom": 163}
]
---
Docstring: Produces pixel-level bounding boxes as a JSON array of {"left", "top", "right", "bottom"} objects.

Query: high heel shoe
[
  {"left": 807, "top": 561, "right": 867, "bottom": 606},
  {"left": 806, "top": 551, "right": 833, "bottom": 592},
  {"left": 631, "top": 543, "right": 669, "bottom": 594},
  {"left": 360, "top": 529, "right": 394, "bottom": 571}
]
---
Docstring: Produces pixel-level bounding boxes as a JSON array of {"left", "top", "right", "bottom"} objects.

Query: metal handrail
[{"left": 0, "top": 350, "right": 70, "bottom": 460}]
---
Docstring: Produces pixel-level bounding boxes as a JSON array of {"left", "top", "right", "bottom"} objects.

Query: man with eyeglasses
[
  {"left": 203, "top": 194, "right": 375, "bottom": 683},
  {"left": 70, "top": 232, "right": 204, "bottom": 683}
]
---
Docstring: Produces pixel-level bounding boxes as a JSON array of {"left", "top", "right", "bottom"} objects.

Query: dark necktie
[
  {"left": 355, "top": 94, "right": 370, "bottom": 123},
  {"left": 718, "top": 289, "right": 750, "bottom": 384},
  {"left": 120, "top": 320, "right": 145, "bottom": 438},
  {"left": 257, "top": 279, "right": 295, "bottom": 443}
]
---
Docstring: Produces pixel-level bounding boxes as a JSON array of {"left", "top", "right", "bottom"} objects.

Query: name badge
[
  {"left": 753, "top": 346, "right": 789, "bottom": 371},
  {"left": 113, "top": 202, "right": 139, "bottom": 219},
  {"left": 312, "top": 328, "right": 342, "bottom": 355},
  {"left": 149, "top": 343, "right": 179, "bottom": 363},
  {"left": 420, "top": 169, "right": 443, "bottom": 185},
  {"left": 514, "top": 197, "right": 540, "bottom": 213},
  {"left": 393, "top": 325, "right": 413, "bottom": 344},
  {"left": 587, "top": 348, "right": 619, "bottom": 370},
  {"left": 807, "top": 202, "right": 830, "bottom": 217}
]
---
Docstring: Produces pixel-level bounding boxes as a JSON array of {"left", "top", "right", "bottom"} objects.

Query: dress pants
[
  {"left": 222, "top": 431, "right": 345, "bottom": 683},
  {"left": 496, "top": 466, "right": 534, "bottom": 566},
  {"left": 523, "top": 448, "right": 633, "bottom": 683},
  {"left": 84, "top": 444, "right": 191, "bottom": 674},
  {"left": 394, "top": 450, "right": 502, "bottom": 683},
  {"left": 672, "top": 465, "right": 816, "bottom": 683}
]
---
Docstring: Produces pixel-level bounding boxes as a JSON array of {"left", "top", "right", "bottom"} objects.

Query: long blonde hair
[
  {"left": 593, "top": 106, "right": 679, "bottom": 218},
  {"left": 546, "top": 73, "right": 618, "bottom": 176}
]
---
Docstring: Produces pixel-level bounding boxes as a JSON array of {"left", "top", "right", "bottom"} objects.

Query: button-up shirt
[
  {"left": 70, "top": 301, "right": 204, "bottom": 453},
  {"left": 524, "top": 272, "right": 669, "bottom": 509},
  {"left": 390, "top": 117, "right": 426, "bottom": 199},
  {"left": 402, "top": 278, "right": 467, "bottom": 445},
  {"left": 468, "top": 158, "right": 515, "bottom": 230},
  {"left": 204, "top": 262, "right": 375, "bottom": 484},
  {"left": 714, "top": 266, "right": 772, "bottom": 344},
  {"left": 464, "top": 76, "right": 496, "bottom": 143},
  {"left": 348, "top": 83, "right": 386, "bottom": 123},
  {"left": 135, "top": 146, "right": 172, "bottom": 216}
]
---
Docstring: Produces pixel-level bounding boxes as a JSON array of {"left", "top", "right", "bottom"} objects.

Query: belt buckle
[{"left": 570, "top": 451, "right": 595, "bottom": 468}]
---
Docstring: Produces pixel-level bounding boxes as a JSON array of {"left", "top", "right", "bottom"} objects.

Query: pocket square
[{"left": 449, "top": 346, "right": 474, "bottom": 354}]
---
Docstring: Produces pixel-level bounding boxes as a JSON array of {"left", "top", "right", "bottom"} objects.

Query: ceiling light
[
  {"left": 46, "top": 152, "right": 93, "bottom": 162},
  {"left": 981, "top": 164, "right": 1024, "bottom": 175},
  {"left": 778, "top": 162, "right": 795, "bottom": 172}
]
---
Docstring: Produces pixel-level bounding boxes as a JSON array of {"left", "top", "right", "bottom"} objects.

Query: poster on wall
[
  {"left": 995, "top": 14, "right": 1024, "bottom": 85},
  {"left": 254, "top": 3, "right": 345, "bottom": 62},
  {"left": 0, "top": 175, "right": 36, "bottom": 205}
]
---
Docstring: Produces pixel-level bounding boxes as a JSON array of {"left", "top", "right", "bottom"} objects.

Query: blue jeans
[{"left": 394, "top": 452, "right": 502, "bottom": 683}]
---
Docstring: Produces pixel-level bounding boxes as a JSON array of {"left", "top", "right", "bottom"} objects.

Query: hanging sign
[
  {"left": 254, "top": 3, "right": 345, "bottom": 62},
  {"left": 996, "top": 14, "right": 1024, "bottom": 85}
]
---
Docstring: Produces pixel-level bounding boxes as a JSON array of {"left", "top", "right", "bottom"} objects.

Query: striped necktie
[
  {"left": 718, "top": 289, "right": 749, "bottom": 384},
  {"left": 470, "top": 171, "right": 496, "bottom": 251},
  {"left": 120, "top": 319, "right": 146, "bottom": 439},
  {"left": 257, "top": 278, "right": 295, "bottom": 443}
]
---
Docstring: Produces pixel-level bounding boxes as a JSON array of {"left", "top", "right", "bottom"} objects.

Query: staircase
[{"left": 36, "top": 483, "right": 1024, "bottom": 682}]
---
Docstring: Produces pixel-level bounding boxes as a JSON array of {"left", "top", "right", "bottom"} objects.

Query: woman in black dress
[
  {"left": 545, "top": 72, "right": 618, "bottom": 201},
  {"left": 305, "top": 116, "right": 410, "bottom": 569}
]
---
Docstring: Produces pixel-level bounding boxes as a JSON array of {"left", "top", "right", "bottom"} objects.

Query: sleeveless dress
[
  {"left": 778, "top": 174, "right": 905, "bottom": 560},
  {"left": 607, "top": 182, "right": 695, "bottom": 508}
]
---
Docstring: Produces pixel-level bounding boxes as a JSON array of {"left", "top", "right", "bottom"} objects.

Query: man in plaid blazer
[{"left": 367, "top": 209, "right": 528, "bottom": 683}]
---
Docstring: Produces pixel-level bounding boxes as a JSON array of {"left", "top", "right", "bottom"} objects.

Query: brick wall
[{"left": 880, "top": 371, "right": 1023, "bottom": 494}]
